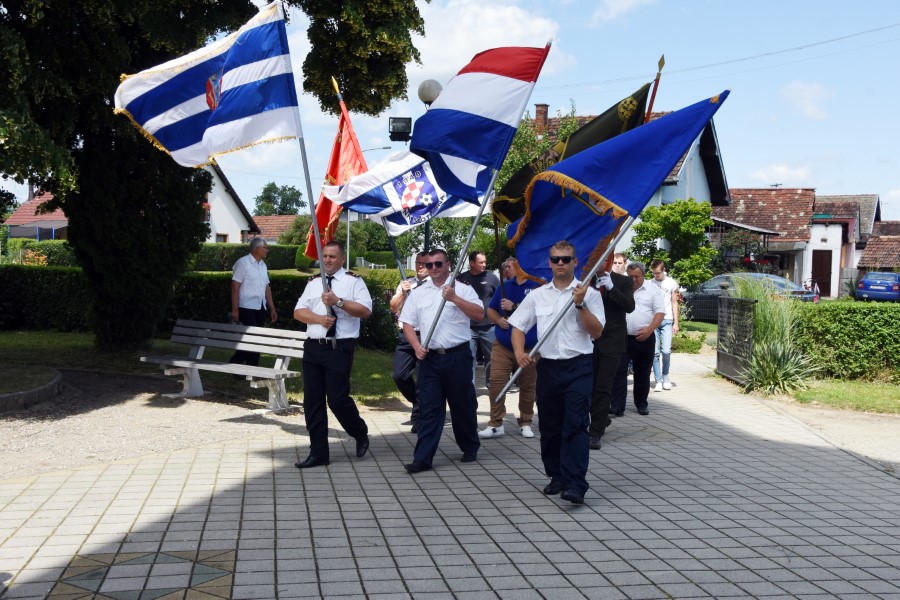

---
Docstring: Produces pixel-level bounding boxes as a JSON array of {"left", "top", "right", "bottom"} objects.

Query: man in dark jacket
[{"left": 589, "top": 252, "right": 635, "bottom": 450}]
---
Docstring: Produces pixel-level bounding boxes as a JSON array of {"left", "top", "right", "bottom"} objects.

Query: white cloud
[
  {"left": 749, "top": 164, "right": 814, "bottom": 188},
  {"left": 591, "top": 0, "right": 657, "bottom": 25},
  {"left": 780, "top": 81, "right": 832, "bottom": 120}
]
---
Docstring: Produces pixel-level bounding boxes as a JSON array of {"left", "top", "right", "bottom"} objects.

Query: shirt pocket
[{"left": 535, "top": 305, "right": 553, "bottom": 318}]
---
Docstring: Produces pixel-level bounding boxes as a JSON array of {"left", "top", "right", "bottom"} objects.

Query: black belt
[
  {"left": 431, "top": 342, "right": 468, "bottom": 355},
  {"left": 312, "top": 338, "right": 356, "bottom": 348}
]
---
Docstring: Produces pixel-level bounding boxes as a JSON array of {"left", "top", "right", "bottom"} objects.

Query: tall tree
[
  {"left": 298, "top": 0, "right": 425, "bottom": 116},
  {"left": 253, "top": 182, "right": 305, "bottom": 216},
  {"left": 1, "top": 0, "right": 426, "bottom": 348}
]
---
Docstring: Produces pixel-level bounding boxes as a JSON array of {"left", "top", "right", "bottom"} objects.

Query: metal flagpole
[
  {"left": 494, "top": 216, "right": 636, "bottom": 403},
  {"left": 291, "top": 105, "right": 336, "bottom": 347}
]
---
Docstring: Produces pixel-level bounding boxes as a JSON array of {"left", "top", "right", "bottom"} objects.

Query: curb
[{"left": 0, "top": 369, "right": 62, "bottom": 412}]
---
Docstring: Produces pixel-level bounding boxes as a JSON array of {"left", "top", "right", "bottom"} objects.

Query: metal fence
[{"left": 715, "top": 296, "right": 756, "bottom": 385}]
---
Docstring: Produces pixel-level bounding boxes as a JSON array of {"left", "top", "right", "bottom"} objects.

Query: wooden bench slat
[
  {"left": 171, "top": 328, "right": 306, "bottom": 351},
  {"left": 141, "top": 356, "right": 300, "bottom": 379},
  {"left": 169, "top": 335, "right": 305, "bottom": 358},
  {"left": 177, "top": 319, "right": 308, "bottom": 341}
]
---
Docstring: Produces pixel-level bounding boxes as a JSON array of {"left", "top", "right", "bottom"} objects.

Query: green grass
[
  {"left": 0, "top": 330, "right": 399, "bottom": 405},
  {"left": 794, "top": 379, "right": 900, "bottom": 414},
  {"left": 0, "top": 365, "right": 57, "bottom": 394},
  {"left": 681, "top": 320, "right": 717, "bottom": 334}
]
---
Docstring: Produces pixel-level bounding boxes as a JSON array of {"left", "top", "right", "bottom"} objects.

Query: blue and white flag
[
  {"left": 322, "top": 151, "right": 480, "bottom": 236},
  {"left": 114, "top": 2, "right": 299, "bottom": 167}
]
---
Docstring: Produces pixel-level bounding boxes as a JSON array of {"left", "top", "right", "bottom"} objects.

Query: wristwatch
[
  {"left": 336, "top": 298, "right": 345, "bottom": 309},
  {"left": 575, "top": 303, "right": 585, "bottom": 310}
]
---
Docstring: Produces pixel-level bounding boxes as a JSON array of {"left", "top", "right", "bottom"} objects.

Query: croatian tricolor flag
[
  {"left": 323, "top": 151, "right": 479, "bottom": 236},
  {"left": 114, "top": 2, "right": 299, "bottom": 167},
  {"left": 410, "top": 44, "right": 551, "bottom": 200}
]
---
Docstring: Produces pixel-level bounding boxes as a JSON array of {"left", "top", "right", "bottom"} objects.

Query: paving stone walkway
[{"left": 1, "top": 354, "right": 899, "bottom": 599}]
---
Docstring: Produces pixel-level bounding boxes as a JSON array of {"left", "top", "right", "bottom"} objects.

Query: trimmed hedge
[
  {"left": 190, "top": 243, "right": 301, "bottom": 271},
  {"left": 0, "top": 265, "right": 400, "bottom": 351},
  {"left": 795, "top": 301, "right": 900, "bottom": 380},
  {"left": 5, "top": 240, "right": 79, "bottom": 266},
  {"left": 0, "top": 265, "right": 91, "bottom": 330}
]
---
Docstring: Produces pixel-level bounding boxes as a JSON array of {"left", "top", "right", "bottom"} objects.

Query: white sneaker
[
  {"left": 653, "top": 382, "right": 663, "bottom": 392},
  {"left": 478, "top": 425, "right": 505, "bottom": 438},
  {"left": 662, "top": 376, "right": 672, "bottom": 390},
  {"left": 521, "top": 425, "right": 534, "bottom": 438}
]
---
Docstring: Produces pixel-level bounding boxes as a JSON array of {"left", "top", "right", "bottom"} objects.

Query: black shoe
[
  {"left": 561, "top": 489, "right": 584, "bottom": 504},
  {"left": 461, "top": 452, "right": 477, "bottom": 463},
  {"left": 589, "top": 436, "right": 602, "bottom": 450},
  {"left": 401, "top": 419, "right": 414, "bottom": 426},
  {"left": 410, "top": 423, "right": 418, "bottom": 434},
  {"left": 637, "top": 407, "right": 650, "bottom": 416},
  {"left": 404, "top": 461, "right": 432, "bottom": 474},
  {"left": 356, "top": 436, "right": 370, "bottom": 458},
  {"left": 295, "top": 456, "right": 329, "bottom": 469},
  {"left": 543, "top": 481, "right": 563, "bottom": 495},
  {"left": 610, "top": 411, "right": 624, "bottom": 417}
]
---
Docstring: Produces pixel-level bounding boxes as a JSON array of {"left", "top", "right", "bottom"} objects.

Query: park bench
[{"left": 141, "top": 319, "right": 306, "bottom": 412}]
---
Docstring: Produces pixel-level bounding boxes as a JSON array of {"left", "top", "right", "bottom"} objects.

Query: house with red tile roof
[
  {"left": 4, "top": 163, "right": 259, "bottom": 245},
  {"left": 713, "top": 189, "right": 883, "bottom": 297},
  {"left": 858, "top": 221, "right": 900, "bottom": 271},
  {"left": 250, "top": 215, "right": 299, "bottom": 244}
]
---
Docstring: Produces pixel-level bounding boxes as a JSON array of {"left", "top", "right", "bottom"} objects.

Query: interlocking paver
[{"left": 2, "top": 354, "right": 900, "bottom": 599}]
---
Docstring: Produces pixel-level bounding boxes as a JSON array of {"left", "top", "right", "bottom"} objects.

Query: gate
[{"left": 716, "top": 296, "right": 756, "bottom": 385}]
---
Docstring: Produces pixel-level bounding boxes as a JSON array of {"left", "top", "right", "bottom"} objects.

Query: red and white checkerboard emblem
[{"left": 401, "top": 180, "right": 424, "bottom": 210}]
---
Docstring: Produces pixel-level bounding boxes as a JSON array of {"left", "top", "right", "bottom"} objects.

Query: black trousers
[
  {"left": 392, "top": 332, "right": 420, "bottom": 423},
  {"left": 302, "top": 339, "right": 368, "bottom": 461},
  {"left": 611, "top": 335, "right": 655, "bottom": 413},
  {"left": 229, "top": 306, "right": 267, "bottom": 367},
  {"left": 590, "top": 348, "right": 623, "bottom": 437}
]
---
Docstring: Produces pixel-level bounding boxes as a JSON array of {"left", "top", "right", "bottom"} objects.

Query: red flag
[{"left": 304, "top": 100, "right": 368, "bottom": 259}]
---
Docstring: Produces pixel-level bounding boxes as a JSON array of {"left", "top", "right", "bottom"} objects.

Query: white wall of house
[
  {"left": 807, "top": 223, "right": 844, "bottom": 297},
  {"left": 206, "top": 168, "right": 252, "bottom": 243}
]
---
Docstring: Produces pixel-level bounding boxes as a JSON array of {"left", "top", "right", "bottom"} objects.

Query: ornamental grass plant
[{"left": 731, "top": 277, "right": 819, "bottom": 394}]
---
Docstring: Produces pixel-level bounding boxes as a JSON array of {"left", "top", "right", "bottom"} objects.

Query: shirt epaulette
[
  {"left": 455, "top": 279, "right": 471, "bottom": 287},
  {"left": 345, "top": 271, "right": 360, "bottom": 278}
]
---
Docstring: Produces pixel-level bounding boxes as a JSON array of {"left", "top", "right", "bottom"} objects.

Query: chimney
[{"left": 534, "top": 103, "right": 549, "bottom": 135}]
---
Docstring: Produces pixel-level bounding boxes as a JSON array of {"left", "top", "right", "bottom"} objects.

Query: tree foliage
[
  {"left": 630, "top": 199, "right": 716, "bottom": 288},
  {"left": 253, "top": 182, "right": 305, "bottom": 216},
  {"left": 297, "top": 0, "right": 425, "bottom": 116},
  {"left": 1, "top": 0, "right": 426, "bottom": 347}
]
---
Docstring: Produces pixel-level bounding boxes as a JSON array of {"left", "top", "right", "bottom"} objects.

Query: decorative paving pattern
[
  {"left": 604, "top": 423, "right": 677, "bottom": 443},
  {"left": 47, "top": 550, "right": 234, "bottom": 599}
]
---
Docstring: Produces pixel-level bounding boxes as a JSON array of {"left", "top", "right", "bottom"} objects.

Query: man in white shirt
[
  {"left": 649, "top": 259, "right": 679, "bottom": 391},
  {"left": 389, "top": 251, "right": 429, "bottom": 433},
  {"left": 399, "top": 249, "right": 486, "bottom": 474},
  {"left": 611, "top": 261, "right": 665, "bottom": 417},
  {"left": 293, "top": 241, "right": 372, "bottom": 469},
  {"left": 509, "top": 241, "right": 605, "bottom": 505},
  {"left": 229, "top": 237, "right": 277, "bottom": 367}
]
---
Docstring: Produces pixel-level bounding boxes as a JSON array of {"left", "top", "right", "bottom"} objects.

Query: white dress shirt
[
  {"left": 627, "top": 280, "right": 665, "bottom": 335},
  {"left": 295, "top": 268, "right": 373, "bottom": 339},
  {"left": 232, "top": 254, "right": 269, "bottom": 310},
  {"left": 653, "top": 275, "right": 679, "bottom": 319},
  {"left": 399, "top": 279, "right": 479, "bottom": 349},
  {"left": 508, "top": 279, "right": 605, "bottom": 360}
]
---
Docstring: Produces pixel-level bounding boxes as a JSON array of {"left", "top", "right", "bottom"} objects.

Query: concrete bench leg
[
  {"left": 163, "top": 367, "right": 205, "bottom": 397},
  {"left": 251, "top": 379, "right": 291, "bottom": 412}
]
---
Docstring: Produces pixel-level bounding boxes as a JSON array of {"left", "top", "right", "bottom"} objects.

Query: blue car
[{"left": 856, "top": 271, "right": 900, "bottom": 302}]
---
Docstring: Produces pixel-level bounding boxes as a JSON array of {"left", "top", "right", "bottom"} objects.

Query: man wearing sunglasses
[
  {"left": 508, "top": 241, "right": 605, "bottom": 505},
  {"left": 398, "top": 249, "right": 486, "bottom": 474}
]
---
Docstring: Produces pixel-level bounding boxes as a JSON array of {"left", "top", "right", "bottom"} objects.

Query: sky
[{"left": 6, "top": 0, "right": 900, "bottom": 221}]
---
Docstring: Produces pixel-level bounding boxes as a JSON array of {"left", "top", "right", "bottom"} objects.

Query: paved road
[{"left": 1, "top": 354, "right": 899, "bottom": 599}]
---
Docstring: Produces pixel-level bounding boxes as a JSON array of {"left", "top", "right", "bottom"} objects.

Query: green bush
[
  {"left": 742, "top": 339, "right": 820, "bottom": 395},
  {"left": 795, "top": 302, "right": 900, "bottom": 380},
  {"left": 5, "top": 240, "right": 79, "bottom": 266},
  {"left": 672, "top": 331, "right": 702, "bottom": 354},
  {"left": 0, "top": 265, "right": 399, "bottom": 351},
  {"left": 189, "top": 243, "right": 301, "bottom": 271},
  {"left": 0, "top": 265, "right": 91, "bottom": 330},
  {"left": 362, "top": 251, "right": 397, "bottom": 266},
  {"left": 294, "top": 247, "right": 315, "bottom": 270}
]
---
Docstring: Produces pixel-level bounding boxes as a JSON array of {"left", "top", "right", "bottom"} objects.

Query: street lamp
[{"left": 417, "top": 79, "right": 442, "bottom": 251}]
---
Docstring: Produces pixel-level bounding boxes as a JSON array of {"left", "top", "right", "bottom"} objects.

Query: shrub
[
  {"left": 795, "top": 302, "right": 900, "bottom": 381},
  {"left": 362, "top": 251, "right": 396, "bottom": 267},
  {"left": 672, "top": 331, "right": 702, "bottom": 354},
  {"left": 294, "top": 247, "right": 314, "bottom": 270},
  {"left": 742, "top": 339, "right": 820, "bottom": 395},
  {"left": 4, "top": 239, "right": 79, "bottom": 266},
  {"left": 0, "top": 265, "right": 91, "bottom": 330}
]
